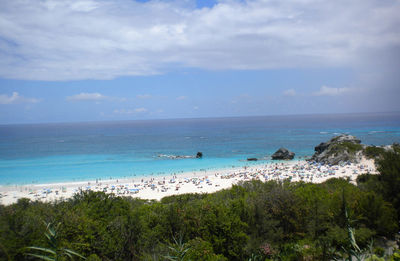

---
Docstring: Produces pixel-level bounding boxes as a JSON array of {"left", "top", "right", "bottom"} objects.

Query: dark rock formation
[
  {"left": 196, "top": 152, "right": 203, "bottom": 158},
  {"left": 310, "top": 134, "right": 363, "bottom": 165},
  {"left": 271, "top": 148, "right": 295, "bottom": 160},
  {"left": 247, "top": 158, "right": 258, "bottom": 161}
]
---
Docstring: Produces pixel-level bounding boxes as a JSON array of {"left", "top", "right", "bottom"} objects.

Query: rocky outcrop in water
[
  {"left": 158, "top": 152, "right": 204, "bottom": 159},
  {"left": 310, "top": 134, "right": 364, "bottom": 165},
  {"left": 271, "top": 148, "right": 295, "bottom": 160},
  {"left": 247, "top": 158, "right": 258, "bottom": 161}
]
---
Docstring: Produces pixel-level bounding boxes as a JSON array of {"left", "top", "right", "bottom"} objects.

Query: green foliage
[
  {"left": 247, "top": 253, "right": 263, "bottom": 261},
  {"left": 389, "top": 250, "right": 400, "bottom": 261},
  {"left": 330, "top": 141, "right": 363, "bottom": 155},
  {"left": 364, "top": 146, "right": 386, "bottom": 159},
  {"left": 86, "top": 254, "right": 101, "bottom": 261},
  {"left": 25, "top": 221, "right": 86, "bottom": 260},
  {"left": 376, "top": 151, "right": 400, "bottom": 216},
  {"left": 365, "top": 255, "right": 385, "bottom": 261},
  {"left": 164, "top": 236, "right": 190, "bottom": 261},
  {"left": 185, "top": 238, "right": 227, "bottom": 261},
  {"left": 373, "top": 247, "right": 385, "bottom": 257}
]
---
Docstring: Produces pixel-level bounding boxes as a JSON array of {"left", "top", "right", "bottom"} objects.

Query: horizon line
[{"left": 1, "top": 110, "right": 400, "bottom": 126}]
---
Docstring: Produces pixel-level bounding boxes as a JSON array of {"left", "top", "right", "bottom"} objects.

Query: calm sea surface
[{"left": 1, "top": 112, "right": 400, "bottom": 185}]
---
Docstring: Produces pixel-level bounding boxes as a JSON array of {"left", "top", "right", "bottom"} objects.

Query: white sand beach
[{"left": 0, "top": 158, "right": 377, "bottom": 206}]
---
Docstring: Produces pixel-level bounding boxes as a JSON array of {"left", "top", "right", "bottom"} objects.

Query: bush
[
  {"left": 364, "top": 146, "right": 386, "bottom": 159},
  {"left": 331, "top": 142, "right": 363, "bottom": 155},
  {"left": 87, "top": 254, "right": 102, "bottom": 261},
  {"left": 374, "top": 247, "right": 385, "bottom": 257},
  {"left": 376, "top": 151, "right": 400, "bottom": 216},
  {"left": 185, "top": 237, "right": 227, "bottom": 261}
]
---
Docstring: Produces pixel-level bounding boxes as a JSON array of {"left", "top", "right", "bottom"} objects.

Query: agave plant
[
  {"left": 339, "top": 189, "right": 363, "bottom": 261},
  {"left": 248, "top": 253, "right": 264, "bottom": 261},
  {"left": 25, "top": 221, "right": 85, "bottom": 261},
  {"left": 340, "top": 190, "right": 380, "bottom": 261},
  {"left": 163, "top": 236, "right": 190, "bottom": 261}
]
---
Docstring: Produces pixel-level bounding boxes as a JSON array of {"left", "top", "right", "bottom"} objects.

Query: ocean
[{"left": 1, "top": 112, "right": 400, "bottom": 185}]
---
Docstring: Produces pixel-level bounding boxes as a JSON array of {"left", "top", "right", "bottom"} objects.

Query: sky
[{"left": 0, "top": 0, "right": 399, "bottom": 124}]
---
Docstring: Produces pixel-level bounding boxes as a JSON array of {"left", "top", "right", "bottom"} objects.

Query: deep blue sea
[{"left": 1, "top": 112, "right": 400, "bottom": 185}]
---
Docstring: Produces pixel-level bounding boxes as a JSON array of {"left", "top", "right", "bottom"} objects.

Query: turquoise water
[{"left": 1, "top": 112, "right": 400, "bottom": 185}]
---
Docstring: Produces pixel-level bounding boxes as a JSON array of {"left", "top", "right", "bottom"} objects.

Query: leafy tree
[
  {"left": 185, "top": 237, "right": 227, "bottom": 261},
  {"left": 376, "top": 151, "right": 400, "bottom": 215}
]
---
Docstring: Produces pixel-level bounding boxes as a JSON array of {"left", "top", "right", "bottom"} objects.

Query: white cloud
[
  {"left": 313, "top": 86, "right": 351, "bottom": 96},
  {"left": 283, "top": 89, "right": 296, "bottom": 97},
  {"left": 0, "top": 92, "right": 40, "bottom": 104},
  {"left": 137, "top": 94, "right": 152, "bottom": 99},
  {"left": 66, "top": 92, "right": 107, "bottom": 101},
  {"left": 0, "top": 0, "right": 398, "bottom": 80},
  {"left": 176, "top": 96, "right": 187, "bottom": 100},
  {"left": 193, "top": 106, "right": 199, "bottom": 110},
  {"left": 114, "top": 108, "right": 148, "bottom": 114}
]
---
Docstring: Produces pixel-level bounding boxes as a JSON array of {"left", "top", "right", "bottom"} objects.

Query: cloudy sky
[{"left": 0, "top": 0, "right": 399, "bottom": 124}]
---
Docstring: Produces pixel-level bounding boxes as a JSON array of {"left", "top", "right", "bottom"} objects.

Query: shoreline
[
  {"left": 0, "top": 156, "right": 282, "bottom": 187},
  {"left": 0, "top": 158, "right": 378, "bottom": 206},
  {"left": 0, "top": 159, "right": 271, "bottom": 188}
]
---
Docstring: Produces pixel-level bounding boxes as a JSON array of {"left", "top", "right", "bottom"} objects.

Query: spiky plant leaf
[
  {"left": 26, "top": 221, "right": 86, "bottom": 260},
  {"left": 26, "top": 253, "right": 56, "bottom": 261},
  {"left": 65, "top": 251, "right": 73, "bottom": 259},
  {"left": 63, "top": 248, "right": 86, "bottom": 259},
  {"left": 25, "top": 246, "right": 56, "bottom": 255}
]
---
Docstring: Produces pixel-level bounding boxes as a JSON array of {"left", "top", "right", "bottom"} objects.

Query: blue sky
[{"left": 0, "top": 0, "right": 399, "bottom": 124}]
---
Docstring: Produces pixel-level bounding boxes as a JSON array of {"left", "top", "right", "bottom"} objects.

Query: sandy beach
[{"left": 0, "top": 158, "right": 377, "bottom": 206}]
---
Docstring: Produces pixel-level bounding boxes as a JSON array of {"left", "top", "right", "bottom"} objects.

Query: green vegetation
[
  {"left": 364, "top": 143, "right": 400, "bottom": 160},
  {"left": 0, "top": 151, "right": 399, "bottom": 260},
  {"left": 357, "top": 150, "right": 400, "bottom": 217},
  {"left": 364, "top": 146, "right": 386, "bottom": 159},
  {"left": 26, "top": 222, "right": 85, "bottom": 260},
  {"left": 330, "top": 141, "right": 363, "bottom": 156}
]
